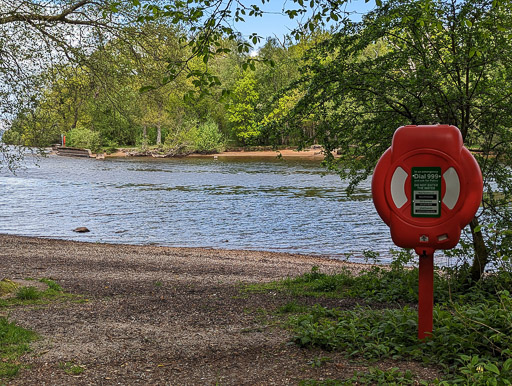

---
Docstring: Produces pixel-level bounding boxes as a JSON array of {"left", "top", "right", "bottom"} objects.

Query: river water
[{"left": 0, "top": 154, "right": 396, "bottom": 263}]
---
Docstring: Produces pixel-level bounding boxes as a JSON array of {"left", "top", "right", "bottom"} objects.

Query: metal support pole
[{"left": 418, "top": 251, "right": 434, "bottom": 340}]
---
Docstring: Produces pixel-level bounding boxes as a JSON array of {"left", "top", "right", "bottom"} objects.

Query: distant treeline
[{"left": 2, "top": 23, "right": 322, "bottom": 154}]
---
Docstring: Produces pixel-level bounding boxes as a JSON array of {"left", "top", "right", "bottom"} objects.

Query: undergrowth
[
  {"left": 247, "top": 262, "right": 512, "bottom": 305},
  {"left": 250, "top": 261, "right": 512, "bottom": 384},
  {"left": 300, "top": 367, "right": 416, "bottom": 385}
]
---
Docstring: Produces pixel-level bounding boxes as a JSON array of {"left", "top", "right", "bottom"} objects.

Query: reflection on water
[{"left": 0, "top": 155, "right": 394, "bottom": 262}]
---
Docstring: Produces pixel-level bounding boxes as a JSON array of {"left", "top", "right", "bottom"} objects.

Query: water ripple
[{"left": 0, "top": 154, "right": 395, "bottom": 261}]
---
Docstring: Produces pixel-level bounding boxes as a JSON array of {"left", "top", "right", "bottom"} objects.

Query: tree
[
  {"left": 0, "top": 0, "right": 138, "bottom": 102},
  {"left": 0, "top": 0, "right": 141, "bottom": 168},
  {"left": 227, "top": 72, "right": 261, "bottom": 145},
  {"left": 282, "top": 0, "right": 512, "bottom": 281},
  {"left": 256, "top": 32, "right": 330, "bottom": 145},
  {"left": 0, "top": 0, "right": 352, "bottom": 158},
  {"left": 135, "top": 0, "right": 357, "bottom": 96}
]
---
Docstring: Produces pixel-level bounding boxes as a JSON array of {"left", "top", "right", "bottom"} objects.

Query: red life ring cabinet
[{"left": 372, "top": 125, "right": 483, "bottom": 339}]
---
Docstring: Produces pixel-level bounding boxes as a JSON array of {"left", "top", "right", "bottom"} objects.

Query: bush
[
  {"left": 66, "top": 127, "right": 101, "bottom": 153},
  {"left": 163, "top": 120, "right": 197, "bottom": 155},
  {"left": 194, "top": 120, "right": 224, "bottom": 154},
  {"left": 101, "top": 139, "right": 119, "bottom": 154},
  {"left": 1, "top": 130, "right": 23, "bottom": 146},
  {"left": 162, "top": 119, "right": 224, "bottom": 155}
]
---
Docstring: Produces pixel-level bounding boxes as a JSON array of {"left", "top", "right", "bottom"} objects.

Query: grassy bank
[{"left": 248, "top": 263, "right": 512, "bottom": 384}]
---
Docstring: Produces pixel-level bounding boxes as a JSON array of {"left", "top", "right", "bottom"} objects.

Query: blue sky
[{"left": 233, "top": 0, "right": 377, "bottom": 45}]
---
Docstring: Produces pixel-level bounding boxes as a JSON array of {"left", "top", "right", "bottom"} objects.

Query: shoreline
[
  {"left": 1, "top": 232, "right": 389, "bottom": 266},
  {"left": 0, "top": 233, "right": 375, "bottom": 271},
  {"left": 0, "top": 233, "right": 377, "bottom": 383},
  {"left": 105, "top": 147, "right": 330, "bottom": 160}
]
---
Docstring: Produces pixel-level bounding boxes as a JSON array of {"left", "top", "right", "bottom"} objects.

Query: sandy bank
[
  {"left": 191, "top": 148, "right": 328, "bottom": 160},
  {"left": 106, "top": 148, "right": 330, "bottom": 160}
]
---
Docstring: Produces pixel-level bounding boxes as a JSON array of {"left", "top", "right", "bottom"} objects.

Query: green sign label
[{"left": 411, "top": 167, "right": 442, "bottom": 218}]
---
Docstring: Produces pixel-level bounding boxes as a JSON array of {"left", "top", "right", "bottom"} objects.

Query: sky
[{"left": 232, "top": 0, "right": 377, "bottom": 47}]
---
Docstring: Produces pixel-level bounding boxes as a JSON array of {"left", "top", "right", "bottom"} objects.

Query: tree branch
[{"left": 0, "top": 0, "right": 102, "bottom": 26}]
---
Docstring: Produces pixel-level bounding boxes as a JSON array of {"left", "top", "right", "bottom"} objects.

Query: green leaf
[
  {"left": 139, "top": 86, "right": 155, "bottom": 93},
  {"left": 485, "top": 363, "right": 500, "bottom": 375}
]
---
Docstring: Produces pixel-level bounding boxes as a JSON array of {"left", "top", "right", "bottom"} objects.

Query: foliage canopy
[{"left": 279, "top": 0, "right": 512, "bottom": 277}]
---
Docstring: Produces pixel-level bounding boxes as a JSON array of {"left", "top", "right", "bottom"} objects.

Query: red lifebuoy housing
[{"left": 372, "top": 124, "right": 482, "bottom": 256}]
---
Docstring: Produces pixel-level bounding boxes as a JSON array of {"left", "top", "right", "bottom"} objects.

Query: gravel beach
[{"left": 0, "top": 234, "right": 380, "bottom": 385}]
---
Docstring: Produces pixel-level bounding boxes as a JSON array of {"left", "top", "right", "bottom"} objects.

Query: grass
[
  {"left": 58, "top": 361, "right": 85, "bottom": 375},
  {"left": 0, "top": 317, "right": 37, "bottom": 378},
  {"left": 247, "top": 262, "right": 512, "bottom": 305},
  {"left": 0, "top": 279, "right": 18, "bottom": 297},
  {"left": 15, "top": 286, "right": 41, "bottom": 300},
  {"left": 0, "top": 278, "right": 74, "bottom": 308},
  {"left": 245, "top": 263, "right": 429, "bottom": 303},
  {"left": 248, "top": 265, "right": 512, "bottom": 384},
  {"left": 39, "top": 278, "right": 63, "bottom": 292},
  {"left": 0, "top": 278, "right": 72, "bottom": 380}
]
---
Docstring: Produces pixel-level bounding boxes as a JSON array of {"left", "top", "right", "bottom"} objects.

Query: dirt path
[{"left": 0, "top": 235, "right": 431, "bottom": 385}]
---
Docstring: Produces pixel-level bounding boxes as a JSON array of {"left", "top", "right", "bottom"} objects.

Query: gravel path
[{"left": 0, "top": 234, "right": 433, "bottom": 385}]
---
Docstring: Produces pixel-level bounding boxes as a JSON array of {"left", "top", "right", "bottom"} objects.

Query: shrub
[
  {"left": 163, "top": 119, "right": 224, "bottom": 155},
  {"left": 1, "top": 130, "right": 23, "bottom": 146},
  {"left": 194, "top": 120, "right": 224, "bottom": 154},
  {"left": 163, "top": 120, "right": 197, "bottom": 155},
  {"left": 101, "top": 139, "right": 119, "bottom": 154},
  {"left": 66, "top": 127, "right": 101, "bottom": 153}
]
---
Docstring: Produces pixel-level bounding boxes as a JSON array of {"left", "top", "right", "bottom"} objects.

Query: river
[{"left": 0, "top": 154, "right": 396, "bottom": 263}]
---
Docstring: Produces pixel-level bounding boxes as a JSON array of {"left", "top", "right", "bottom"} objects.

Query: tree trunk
[
  {"left": 156, "top": 124, "right": 162, "bottom": 146},
  {"left": 142, "top": 125, "right": 148, "bottom": 150},
  {"left": 469, "top": 217, "right": 489, "bottom": 282},
  {"left": 71, "top": 108, "right": 79, "bottom": 129}
]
